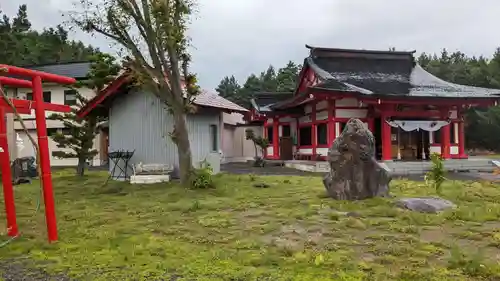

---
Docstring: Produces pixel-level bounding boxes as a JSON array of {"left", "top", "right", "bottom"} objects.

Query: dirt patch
[
  {"left": 238, "top": 209, "right": 268, "bottom": 219},
  {"left": 472, "top": 221, "right": 500, "bottom": 232},
  {"left": 420, "top": 227, "right": 449, "bottom": 243},
  {"left": 0, "top": 258, "right": 70, "bottom": 281},
  {"left": 262, "top": 223, "right": 329, "bottom": 252}
]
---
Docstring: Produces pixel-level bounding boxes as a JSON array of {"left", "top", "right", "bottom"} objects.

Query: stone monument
[{"left": 323, "top": 118, "right": 391, "bottom": 200}]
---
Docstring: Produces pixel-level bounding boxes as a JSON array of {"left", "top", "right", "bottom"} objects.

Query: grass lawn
[{"left": 0, "top": 170, "right": 500, "bottom": 280}]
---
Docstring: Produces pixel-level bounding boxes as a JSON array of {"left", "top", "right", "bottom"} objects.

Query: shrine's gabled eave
[{"left": 249, "top": 92, "right": 294, "bottom": 113}]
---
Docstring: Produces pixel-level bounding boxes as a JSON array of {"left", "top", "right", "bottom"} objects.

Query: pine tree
[{"left": 49, "top": 54, "right": 120, "bottom": 176}]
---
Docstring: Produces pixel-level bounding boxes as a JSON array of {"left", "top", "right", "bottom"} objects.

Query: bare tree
[{"left": 70, "top": 0, "right": 200, "bottom": 186}]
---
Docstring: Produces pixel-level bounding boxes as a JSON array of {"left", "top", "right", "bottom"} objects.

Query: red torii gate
[{"left": 0, "top": 65, "right": 74, "bottom": 243}]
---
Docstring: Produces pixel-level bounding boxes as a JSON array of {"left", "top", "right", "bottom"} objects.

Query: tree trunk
[
  {"left": 76, "top": 158, "right": 85, "bottom": 177},
  {"left": 172, "top": 110, "right": 194, "bottom": 186}
]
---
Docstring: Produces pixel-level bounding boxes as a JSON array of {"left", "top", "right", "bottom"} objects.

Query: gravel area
[{"left": 0, "top": 259, "right": 70, "bottom": 281}]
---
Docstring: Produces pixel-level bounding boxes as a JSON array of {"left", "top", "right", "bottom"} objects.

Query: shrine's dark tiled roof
[
  {"left": 250, "top": 92, "right": 294, "bottom": 111},
  {"left": 306, "top": 45, "right": 500, "bottom": 98}
]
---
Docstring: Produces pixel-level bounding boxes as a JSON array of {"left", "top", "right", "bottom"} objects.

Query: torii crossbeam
[{"left": 0, "top": 65, "right": 74, "bottom": 242}]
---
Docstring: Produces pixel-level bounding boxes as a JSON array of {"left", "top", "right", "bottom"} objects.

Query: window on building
[
  {"left": 266, "top": 126, "right": 274, "bottom": 144},
  {"left": 64, "top": 90, "right": 78, "bottom": 106},
  {"left": 282, "top": 125, "right": 291, "bottom": 137},
  {"left": 209, "top": 124, "right": 218, "bottom": 152},
  {"left": 299, "top": 126, "right": 312, "bottom": 146},
  {"left": 25, "top": 91, "right": 51, "bottom": 102},
  {"left": 317, "top": 123, "right": 328, "bottom": 145},
  {"left": 43, "top": 91, "right": 51, "bottom": 103}
]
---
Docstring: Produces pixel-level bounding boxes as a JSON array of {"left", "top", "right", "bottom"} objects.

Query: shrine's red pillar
[
  {"left": 440, "top": 124, "right": 451, "bottom": 159},
  {"left": 458, "top": 121, "right": 466, "bottom": 158},
  {"left": 0, "top": 107, "right": 18, "bottom": 237},
  {"left": 381, "top": 114, "right": 392, "bottom": 161},
  {"left": 263, "top": 119, "right": 268, "bottom": 158},
  {"left": 311, "top": 101, "right": 317, "bottom": 157},
  {"left": 327, "top": 99, "right": 335, "bottom": 147},
  {"left": 273, "top": 116, "right": 279, "bottom": 159}
]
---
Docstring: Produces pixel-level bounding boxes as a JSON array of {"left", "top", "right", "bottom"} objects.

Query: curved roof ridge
[{"left": 305, "top": 44, "right": 416, "bottom": 55}]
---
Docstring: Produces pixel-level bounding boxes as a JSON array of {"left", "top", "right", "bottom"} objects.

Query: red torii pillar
[{"left": 0, "top": 66, "right": 74, "bottom": 243}]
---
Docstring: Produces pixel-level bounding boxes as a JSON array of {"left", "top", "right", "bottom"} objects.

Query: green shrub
[
  {"left": 191, "top": 160, "right": 215, "bottom": 189},
  {"left": 425, "top": 153, "right": 446, "bottom": 195}
]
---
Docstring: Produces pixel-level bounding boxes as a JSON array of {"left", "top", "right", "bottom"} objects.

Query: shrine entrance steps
[{"left": 284, "top": 158, "right": 497, "bottom": 175}]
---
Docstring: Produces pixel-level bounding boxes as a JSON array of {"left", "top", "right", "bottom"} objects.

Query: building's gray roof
[
  {"left": 195, "top": 91, "right": 248, "bottom": 112},
  {"left": 24, "top": 62, "right": 92, "bottom": 79}
]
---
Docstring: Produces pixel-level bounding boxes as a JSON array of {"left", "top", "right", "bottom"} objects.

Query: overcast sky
[{"left": 2, "top": 0, "right": 500, "bottom": 90}]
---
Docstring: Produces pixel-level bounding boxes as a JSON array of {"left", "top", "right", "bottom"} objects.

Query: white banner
[{"left": 386, "top": 120, "right": 449, "bottom": 132}]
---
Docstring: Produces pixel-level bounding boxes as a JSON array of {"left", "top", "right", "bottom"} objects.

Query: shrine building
[{"left": 247, "top": 45, "right": 500, "bottom": 161}]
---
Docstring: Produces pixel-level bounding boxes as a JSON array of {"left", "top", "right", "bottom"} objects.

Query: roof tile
[{"left": 194, "top": 90, "right": 248, "bottom": 112}]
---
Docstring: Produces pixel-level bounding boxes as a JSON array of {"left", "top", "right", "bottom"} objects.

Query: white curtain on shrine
[{"left": 386, "top": 120, "right": 449, "bottom": 132}]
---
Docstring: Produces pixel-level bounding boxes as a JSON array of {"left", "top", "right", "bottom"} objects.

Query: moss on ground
[{"left": 0, "top": 170, "right": 499, "bottom": 280}]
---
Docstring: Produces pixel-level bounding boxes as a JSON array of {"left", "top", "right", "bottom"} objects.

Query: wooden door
[
  {"left": 100, "top": 128, "right": 109, "bottom": 164},
  {"left": 280, "top": 136, "right": 294, "bottom": 160}
]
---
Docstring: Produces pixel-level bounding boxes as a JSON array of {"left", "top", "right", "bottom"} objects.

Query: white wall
[
  {"left": 223, "top": 125, "right": 262, "bottom": 162},
  {"left": 14, "top": 85, "right": 95, "bottom": 121},
  {"left": 17, "top": 129, "right": 101, "bottom": 166},
  {"left": 10, "top": 84, "right": 102, "bottom": 166}
]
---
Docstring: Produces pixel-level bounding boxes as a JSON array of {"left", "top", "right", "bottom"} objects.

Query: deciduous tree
[{"left": 70, "top": 0, "right": 200, "bottom": 186}]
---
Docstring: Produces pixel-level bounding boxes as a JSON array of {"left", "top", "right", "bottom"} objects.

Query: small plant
[
  {"left": 447, "top": 246, "right": 495, "bottom": 278},
  {"left": 187, "top": 200, "right": 201, "bottom": 212},
  {"left": 245, "top": 129, "right": 270, "bottom": 167},
  {"left": 249, "top": 173, "right": 257, "bottom": 182},
  {"left": 190, "top": 160, "right": 215, "bottom": 189},
  {"left": 425, "top": 153, "right": 446, "bottom": 195}
]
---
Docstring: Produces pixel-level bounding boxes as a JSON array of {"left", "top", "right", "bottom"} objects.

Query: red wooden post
[
  {"left": 0, "top": 107, "right": 18, "bottom": 237},
  {"left": 381, "top": 114, "right": 392, "bottom": 161},
  {"left": 327, "top": 99, "right": 335, "bottom": 147},
  {"left": 273, "top": 117, "right": 279, "bottom": 159},
  {"left": 311, "top": 101, "right": 317, "bottom": 157},
  {"left": 32, "top": 76, "right": 58, "bottom": 242},
  {"left": 458, "top": 121, "right": 466, "bottom": 158},
  {"left": 263, "top": 119, "right": 268, "bottom": 158},
  {"left": 440, "top": 123, "right": 451, "bottom": 159},
  {"left": 440, "top": 109, "right": 451, "bottom": 160}
]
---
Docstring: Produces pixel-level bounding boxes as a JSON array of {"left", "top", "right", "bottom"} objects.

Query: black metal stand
[{"left": 105, "top": 150, "right": 135, "bottom": 184}]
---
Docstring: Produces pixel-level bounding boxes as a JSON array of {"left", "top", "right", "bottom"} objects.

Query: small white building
[{"left": 77, "top": 72, "right": 251, "bottom": 178}]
